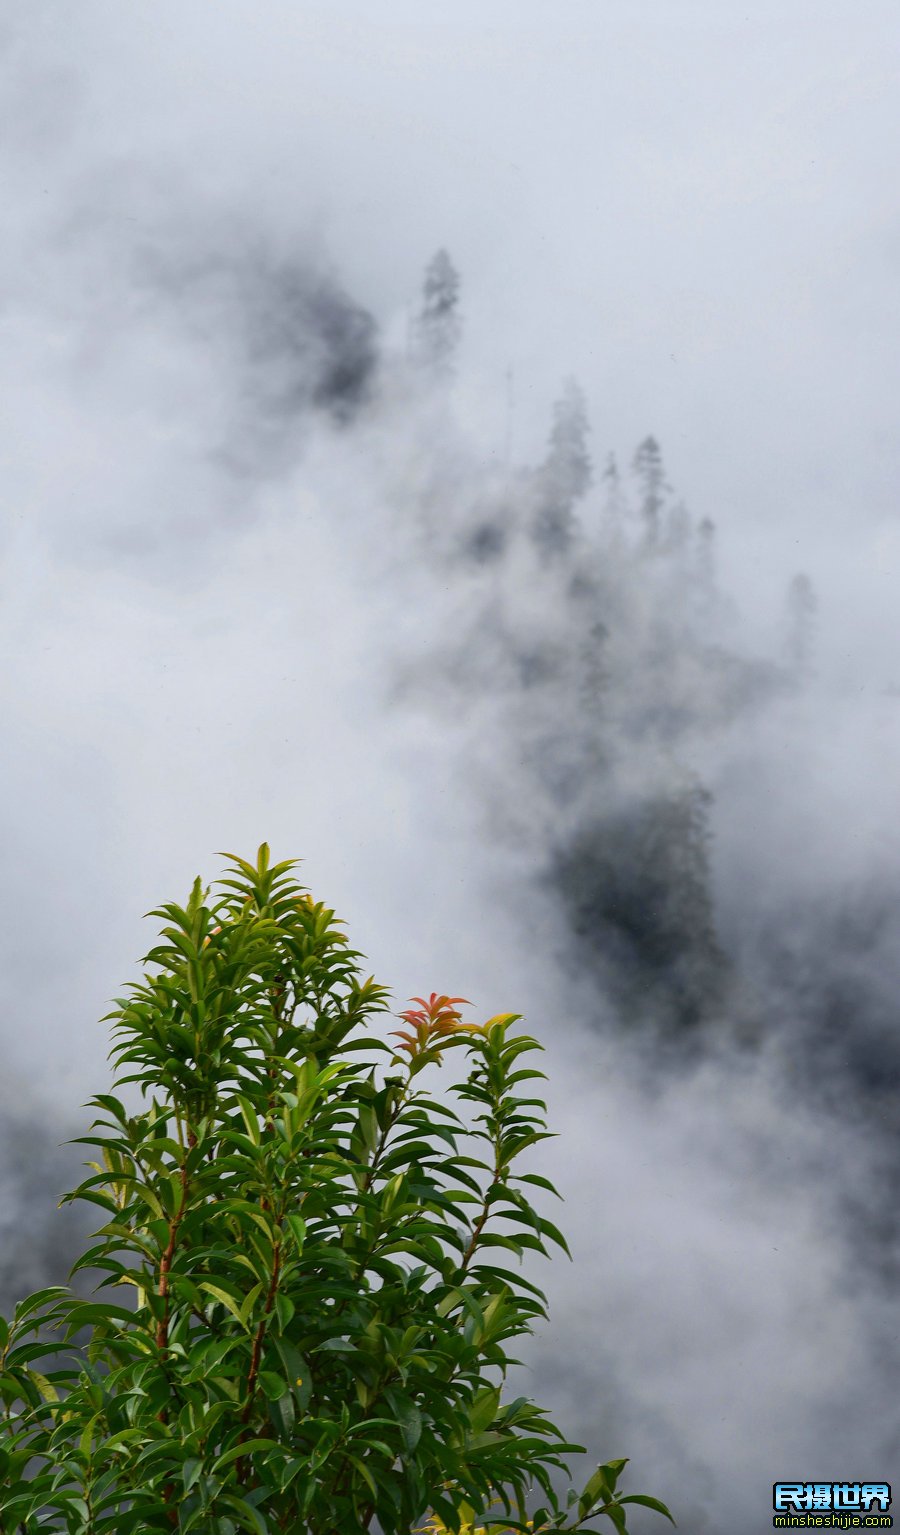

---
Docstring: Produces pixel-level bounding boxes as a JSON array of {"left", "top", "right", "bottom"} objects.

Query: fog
[{"left": 2, "top": 5, "right": 899, "bottom": 1532}]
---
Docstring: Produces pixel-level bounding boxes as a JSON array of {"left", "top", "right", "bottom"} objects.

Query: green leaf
[
  {"left": 213, "top": 1439, "right": 282, "bottom": 1472},
  {"left": 239, "top": 1282, "right": 264, "bottom": 1328},
  {"left": 222, "top": 1495, "right": 270, "bottom": 1535},
  {"left": 384, "top": 1388, "right": 422, "bottom": 1452},
  {"left": 272, "top": 1339, "right": 310, "bottom": 1409},
  {"left": 348, "top": 1453, "right": 378, "bottom": 1499},
  {"left": 273, "top": 1292, "right": 295, "bottom": 1330},
  {"left": 267, "top": 1389, "right": 296, "bottom": 1440},
  {"left": 538, "top": 1217, "right": 572, "bottom": 1257},
  {"left": 468, "top": 1385, "right": 500, "bottom": 1433},
  {"left": 200, "top": 1282, "right": 248, "bottom": 1328},
  {"left": 236, "top": 1095, "right": 262, "bottom": 1146},
  {"left": 618, "top": 1493, "right": 677, "bottom": 1524},
  {"left": 284, "top": 1214, "right": 306, "bottom": 1252},
  {"left": 12, "top": 1287, "right": 69, "bottom": 1322},
  {"left": 26, "top": 1369, "right": 59, "bottom": 1404},
  {"left": 258, "top": 1370, "right": 289, "bottom": 1401},
  {"left": 182, "top": 1457, "right": 203, "bottom": 1493}
]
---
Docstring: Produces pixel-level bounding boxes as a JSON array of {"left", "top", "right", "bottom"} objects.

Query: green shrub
[{"left": 0, "top": 847, "right": 672, "bottom": 1534}]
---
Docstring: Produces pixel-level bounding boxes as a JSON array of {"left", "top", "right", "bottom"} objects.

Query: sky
[{"left": 2, "top": 5, "right": 900, "bottom": 1532}]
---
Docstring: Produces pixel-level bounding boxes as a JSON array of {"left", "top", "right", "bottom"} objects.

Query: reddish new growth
[{"left": 390, "top": 992, "right": 482, "bottom": 1059}]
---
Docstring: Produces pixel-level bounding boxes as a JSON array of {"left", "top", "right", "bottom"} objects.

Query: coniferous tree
[
  {"left": 600, "top": 453, "right": 625, "bottom": 540},
  {"left": 785, "top": 571, "right": 818, "bottom": 678},
  {"left": 631, "top": 437, "right": 667, "bottom": 548},
  {"left": 415, "top": 249, "right": 462, "bottom": 380},
  {"left": 693, "top": 515, "right": 717, "bottom": 619},
  {"left": 547, "top": 379, "right": 592, "bottom": 505},
  {"left": 664, "top": 500, "right": 692, "bottom": 557},
  {"left": 549, "top": 783, "right": 725, "bottom": 1036},
  {"left": 532, "top": 379, "right": 592, "bottom": 557}
]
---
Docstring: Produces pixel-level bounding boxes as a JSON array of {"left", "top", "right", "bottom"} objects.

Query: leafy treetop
[{"left": 0, "top": 847, "right": 672, "bottom": 1535}]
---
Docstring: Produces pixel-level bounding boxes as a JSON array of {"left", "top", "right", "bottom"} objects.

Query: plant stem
[
  {"left": 156, "top": 1159, "right": 190, "bottom": 1359},
  {"left": 241, "top": 1238, "right": 282, "bottom": 1426}
]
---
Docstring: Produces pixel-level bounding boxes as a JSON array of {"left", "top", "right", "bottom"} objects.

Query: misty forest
[{"left": 1, "top": 9, "right": 899, "bottom": 1535}]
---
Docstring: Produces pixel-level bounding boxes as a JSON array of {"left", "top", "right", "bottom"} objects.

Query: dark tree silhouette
[
  {"left": 785, "top": 571, "right": 818, "bottom": 677},
  {"left": 693, "top": 514, "right": 717, "bottom": 615},
  {"left": 415, "top": 248, "right": 462, "bottom": 379},
  {"left": 632, "top": 436, "right": 667, "bottom": 547},
  {"left": 549, "top": 783, "right": 726, "bottom": 1038},
  {"left": 532, "top": 378, "right": 592, "bottom": 556},
  {"left": 665, "top": 499, "right": 692, "bottom": 556},
  {"left": 600, "top": 452, "right": 626, "bottom": 537}
]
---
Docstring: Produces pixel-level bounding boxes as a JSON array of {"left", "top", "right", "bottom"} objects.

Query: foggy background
[{"left": 2, "top": 4, "right": 900, "bottom": 1531}]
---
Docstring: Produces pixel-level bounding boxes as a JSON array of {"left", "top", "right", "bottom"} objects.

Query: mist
[{"left": 2, "top": 6, "right": 900, "bottom": 1532}]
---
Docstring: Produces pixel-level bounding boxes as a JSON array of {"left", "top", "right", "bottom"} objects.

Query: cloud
[{"left": 2, "top": 9, "right": 900, "bottom": 1533}]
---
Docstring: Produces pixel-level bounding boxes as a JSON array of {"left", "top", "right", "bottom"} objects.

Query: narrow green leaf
[
  {"left": 213, "top": 1439, "right": 281, "bottom": 1472},
  {"left": 182, "top": 1457, "right": 203, "bottom": 1493},
  {"left": 618, "top": 1494, "right": 677, "bottom": 1524},
  {"left": 200, "top": 1283, "right": 248, "bottom": 1328}
]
